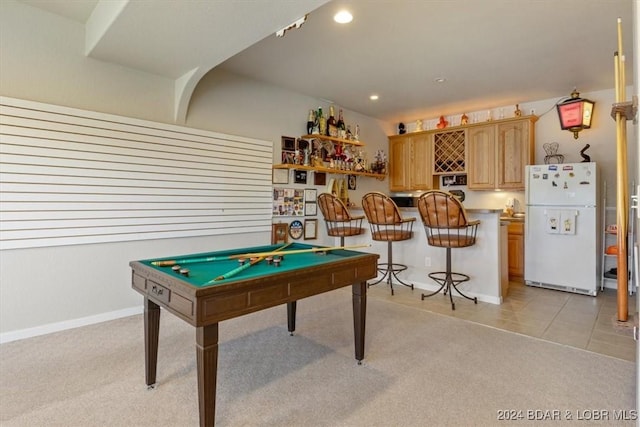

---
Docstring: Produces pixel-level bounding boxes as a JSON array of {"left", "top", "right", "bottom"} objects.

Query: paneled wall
[{"left": 0, "top": 97, "right": 273, "bottom": 249}]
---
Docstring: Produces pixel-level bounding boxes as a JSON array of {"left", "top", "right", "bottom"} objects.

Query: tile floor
[{"left": 367, "top": 280, "right": 638, "bottom": 362}]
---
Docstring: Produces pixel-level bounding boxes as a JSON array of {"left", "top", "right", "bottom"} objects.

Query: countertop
[{"left": 351, "top": 206, "right": 503, "bottom": 214}]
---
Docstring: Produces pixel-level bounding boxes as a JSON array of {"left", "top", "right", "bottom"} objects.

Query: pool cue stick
[
  {"left": 614, "top": 17, "right": 629, "bottom": 322},
  {"left": 152, "top": 255, "right": 228, "bottom": 267},
  {"left": 151, "top": 242, "right": 294, "bottom": 266},
  {"left": 229, "top": 244, "right": 370, "bottom": 260},
  {"left": 207, "top": 243, "right": 292, "bottom": 283}
]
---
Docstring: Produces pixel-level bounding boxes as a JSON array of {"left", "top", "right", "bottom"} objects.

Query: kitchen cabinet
[
  {"left": 388, "top": 133, "right": 432, "bottom": 192},
  {"left": 507, "top": 221, "right": 524, "bottom": 280},
  {"left": 467, "top": 116, "right": 536, "bottom": 190}
]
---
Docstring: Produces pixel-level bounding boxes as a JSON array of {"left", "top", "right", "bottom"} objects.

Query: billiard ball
[
  {"left": 172, "top": 265, "right": 181, "bottom": 272},
  {"left": 179, "top": 268, "right": 189, "bottom": 277}
]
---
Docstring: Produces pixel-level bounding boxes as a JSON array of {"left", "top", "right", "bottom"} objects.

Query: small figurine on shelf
[
  {"left": 514, "top": 104, "right": 522, "bottom": 117},
  {"left": 398, "top": 122, "right": 406, "bottom": 134},
  {"left": 415, "top": 119, "right": 423, "bottom": 132},
  {"left": 354, "top": 124, "right": 360, "bottom": 141},
  {"left": 436, "top": 115, "right": 448, "bottom": 129},
  {"left": 460, "top": 113, "right": 469, "bottom": 125}
]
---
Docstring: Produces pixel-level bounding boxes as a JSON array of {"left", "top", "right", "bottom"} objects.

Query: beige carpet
[{"left": 0, "top": 288, "right": 636, "bottom": 426}]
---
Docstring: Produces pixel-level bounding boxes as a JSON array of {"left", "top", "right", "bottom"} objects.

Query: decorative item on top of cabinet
[
  {"left": 467, "top": 116, "right": 537, "bottom": 190},
  {"left": 542, "top": 142, "right": 564, "bottom": 165}
]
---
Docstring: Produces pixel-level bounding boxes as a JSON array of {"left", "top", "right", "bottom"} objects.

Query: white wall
[{"left": 0, "top": 0, "right": 636, "bottom": 340}]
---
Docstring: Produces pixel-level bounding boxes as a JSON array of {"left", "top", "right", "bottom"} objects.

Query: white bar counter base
[{"left": 319, "top": 208, "right": 507, "bottom": 305}]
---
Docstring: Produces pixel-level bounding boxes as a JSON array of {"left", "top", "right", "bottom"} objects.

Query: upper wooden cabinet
[
  {"left": 389, "top": 115, "right": 536, "bottom": 192},
  {"left": 467, "top": 116, "right": 537, "bottom": 190},
  {"left": 388, "top": 133, "right": 432, "bottom": 192}
]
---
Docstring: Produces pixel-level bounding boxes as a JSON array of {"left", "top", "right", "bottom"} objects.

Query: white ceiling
[{"left": 18, "top": 0, "right": 635, "bottom": 124}]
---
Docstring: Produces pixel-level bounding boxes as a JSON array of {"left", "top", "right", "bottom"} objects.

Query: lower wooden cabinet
[{"left": 507, "top": 221, "right": 524, "bottom": 280}]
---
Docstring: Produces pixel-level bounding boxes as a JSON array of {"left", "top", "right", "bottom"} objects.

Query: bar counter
[{"left": 318, "top": 207, "right": 508, "bottom": 304}]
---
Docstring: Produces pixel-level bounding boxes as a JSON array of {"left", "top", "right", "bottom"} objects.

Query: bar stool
[
  {"left": 417, "top": 190, "right": 479, "bottom": 310},
  {"left": 361, "top": 192, "right": 415, "bottom": 295},
  {"left": 317, "top": 192, "right": 365, "bottom": 246}
]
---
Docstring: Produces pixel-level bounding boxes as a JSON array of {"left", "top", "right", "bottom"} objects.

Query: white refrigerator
[{"left": 524, "top": 162, "right": 600, "bottom": 296}]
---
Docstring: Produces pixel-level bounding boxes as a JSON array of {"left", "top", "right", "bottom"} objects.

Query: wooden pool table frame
[{"left": 130, "top": 249, "right": 379, "bottom": 427}]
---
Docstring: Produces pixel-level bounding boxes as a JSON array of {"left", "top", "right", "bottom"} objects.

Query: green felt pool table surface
[{"left": 140, "top": 243, "right": 369, "bottom": 287}]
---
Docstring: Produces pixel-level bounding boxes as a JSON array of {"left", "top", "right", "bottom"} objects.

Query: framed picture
[
  {"left": 294, "top": 170, "right": 307, "bottom": 184},
  {"left": 304, "top": 188, "right": 317, "bottom": 202},
  {"left": 304, "top": 219, "right": 317, "bottom": 240},
  {"left": 304, "top": 202, "right": 317, "bottom": 216},
  {"left": 314, "top": 172, "right": 326, "bottom": 186},
  {"left": 273, "top": 169, "right": 289, "bottom": 184},
  {"left": 271, "top": 223, "right": 289, "bottom": 244},
  {"left": 281, "top": 136, "right": 296, "bottom": 151}
]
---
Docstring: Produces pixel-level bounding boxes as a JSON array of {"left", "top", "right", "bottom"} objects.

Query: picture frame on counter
[{"left": 304, "top": 219, "right": 317, "bottom": 240}]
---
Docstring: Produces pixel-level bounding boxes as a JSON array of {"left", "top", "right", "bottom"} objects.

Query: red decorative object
[
  {"left": 436, "top": 116, "right": 448, "bottom": 129},
  {"left": 556, "top": 89, "right": 595, "bottom": 139}
]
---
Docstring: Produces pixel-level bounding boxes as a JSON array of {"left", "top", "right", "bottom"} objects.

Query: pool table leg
[
  {"left": 352, "top": 281, "right": 367, "bottom": 364},
  {"left": 144, "top": 298, "right": 160, "bottom": 387},
  {"left": 196, "top": 324, "right": 219, "bottom": 427},
  {"left": 287, "top": 301, "right": 297, "bottom": 335}
]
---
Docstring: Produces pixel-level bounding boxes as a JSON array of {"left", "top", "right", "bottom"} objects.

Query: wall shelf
[
  {"left": 272, "top": 163, "right": 385, "bottom": 179},
  {"left": 300, "top": 134, "right": 364, "bottom": 147}
]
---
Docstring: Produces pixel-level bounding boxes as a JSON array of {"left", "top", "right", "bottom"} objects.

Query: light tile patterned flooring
[{"left": 367, "top": 280, "right": 638, "bottom": 362}]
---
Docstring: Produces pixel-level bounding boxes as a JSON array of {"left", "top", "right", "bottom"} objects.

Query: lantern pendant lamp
[{"left": 556, "top": 89, "right": 595, "bottom": 139}]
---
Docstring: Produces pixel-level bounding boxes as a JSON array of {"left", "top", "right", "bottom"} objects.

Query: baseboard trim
[{"left": 0, "top": 306, "right": 143, "bottom": 344}]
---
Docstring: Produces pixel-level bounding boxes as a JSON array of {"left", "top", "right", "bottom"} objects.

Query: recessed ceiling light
[
  {"left": 370, "top": 94, "right": 379, "bottom": 101},
  {"left": 334, "top": 10, "right": 353, "bottom": 24},
  {"left": 434, "top": 77, "right": 447, "bottom": 83}
]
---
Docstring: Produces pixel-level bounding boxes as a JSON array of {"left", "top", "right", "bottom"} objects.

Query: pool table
[{"left": 130, "top": 243, "right": 379, "bottom": 427}]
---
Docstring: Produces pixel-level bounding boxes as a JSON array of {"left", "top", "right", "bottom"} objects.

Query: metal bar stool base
[
  {"left": 421, "top": 271, "right": 477, "bottom": 310},
  {"left": 367, "top": 240, "right": 413, "bottom": 296},
  {"left": 421, "top": 249, "right": 477, "bottom": 310},
  {"left": 368, "top": 263, "right": 414, "bottom": 296}
]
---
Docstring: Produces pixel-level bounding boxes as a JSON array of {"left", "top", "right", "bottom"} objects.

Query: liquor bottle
[
  {"left": 326, "top": 106, "right": 337, "bottom": 137},
  {"left": 317, "top": 107, "right": 326, "bottom": 136},
  {"left": 306, "top": 109, "right": 315, "bottom": 135},
  {"left": 336, "top": 109, "right": 346, "bottom": 138}
]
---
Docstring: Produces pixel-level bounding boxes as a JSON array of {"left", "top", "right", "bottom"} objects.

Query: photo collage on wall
[
  {"left": 272, "top": 187, "right": 318, "bottom": 218},
  {"left": 273, "top": 188, "right": 304, "bottom": 216}
]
